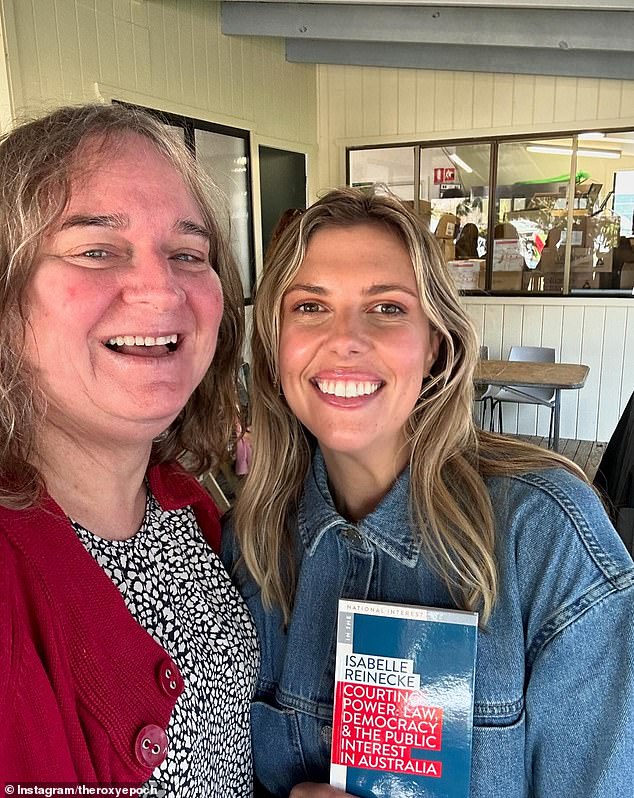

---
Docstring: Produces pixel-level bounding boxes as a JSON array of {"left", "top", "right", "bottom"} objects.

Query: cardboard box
[
  {"left": 491, "top": 239, "right": 524, "bottom": 271},
  {"left": 569, "top": 247, "right": 593, "bottom": 271},
  {"left": 544, "top": 272, "right": 564, "bottom": 292},
  {"left": 527, "top": 270, "right": 600, "bottom": 292},
  {"left": 447, "top": 259, "right": 485, "bottom": 291},
  {"left": 586, "top": 215, "right": 621, "bottom": 251},
  {"left": 541, "top": 271, "right": 600, "bottom": 293},
  {"left": 561, "top": 218, "right": 588, "bottom": 248},
  {"left": 539, "top": 245, "right": 612, "bottom": 273},
  {"left": 572, "top": 272, "right": 600, "bottom": 289},
  {"left": 437, "top": 238, "right": 455, "bottom": 262},
  {"left": 537, "top": 247, "right": 560, "bottom": 272},
  {"left": 435, "top": 213, "right": 458, "bottom": 240},
  {"left": 492, "top": 271, "right": 523, "bottom": 291},
  {"left": 559, "top": 216, "right": 619, "bottom": 267}
]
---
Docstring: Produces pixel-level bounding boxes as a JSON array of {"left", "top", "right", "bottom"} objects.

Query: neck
[
  {"left": 321, "top": 447, "right": 408, "bottom": 522},
  {"left": 35, "top": 426, "right": 152, "bottom": 541}
]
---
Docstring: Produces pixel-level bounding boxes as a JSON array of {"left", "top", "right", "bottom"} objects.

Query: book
[{"left": 330, "top": 599, "right": 478, "bottom": 798}]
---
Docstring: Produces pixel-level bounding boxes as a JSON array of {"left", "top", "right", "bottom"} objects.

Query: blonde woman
[{"left": 225, "top": 187, "right": 634, "bottom": 798}]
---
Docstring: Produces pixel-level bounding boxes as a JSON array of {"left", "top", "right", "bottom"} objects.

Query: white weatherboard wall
[
  {"left": 464, "top": 296, "right": 634, "bottom": 442},
  {"left": 317, "top": 65, "right": 634, "bottom": 190}
]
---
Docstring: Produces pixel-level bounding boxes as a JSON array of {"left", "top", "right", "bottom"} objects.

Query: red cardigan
[{"left": 0, "top": 463, "right": 221, "bottom": 783}]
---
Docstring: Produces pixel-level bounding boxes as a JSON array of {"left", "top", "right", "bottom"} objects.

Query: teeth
[
  {"left": 316, "top": 380, "right": 381, "bottom": 398},
  {"left": 107, "top": 334, "right": 179, "bottom": 347}
]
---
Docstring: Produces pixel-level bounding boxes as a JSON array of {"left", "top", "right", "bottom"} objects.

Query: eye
[
  {"left": 80, "top": 248, "right": 111, "bottom": 258},
  {"left": 369, "top": 302, "right": 405, "bottom": 315},
  {"left": 67, "top": 248, "right": 120, "bottom": 268},
  {"left": 295, "top": 300, "right": 325, "bottom": 313},
  {"left": 171, "top": 252, "right": 210, "bottom": 271}
]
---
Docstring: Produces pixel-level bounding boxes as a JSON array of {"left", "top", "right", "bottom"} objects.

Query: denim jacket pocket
[
  {"left": 470, "top": 700, "right": 527, "bottom": 798},
  {"left": 251, "top": 699, "right": 310, "bottom": 795}
]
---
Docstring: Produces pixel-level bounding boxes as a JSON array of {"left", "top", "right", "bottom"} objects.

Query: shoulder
[
  {"left": 487, "top": 468, "right": 634, "bottom": 654},
  {"left": 488, "top": 466, "right": 633, "bottom": 577}
]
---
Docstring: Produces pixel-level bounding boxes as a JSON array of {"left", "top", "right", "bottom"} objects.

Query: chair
[{"left": 489, "top": 346, "right": 557, "bottom": 447}]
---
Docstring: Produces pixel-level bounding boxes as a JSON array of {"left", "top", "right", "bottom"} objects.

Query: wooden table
[{"left": 474, "top": 360, "right": 590, "bottom": 452}]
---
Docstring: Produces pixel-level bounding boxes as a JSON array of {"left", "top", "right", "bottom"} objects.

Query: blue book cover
[{"left": 330, "top": 599, "right": 478, "bottom": 798}]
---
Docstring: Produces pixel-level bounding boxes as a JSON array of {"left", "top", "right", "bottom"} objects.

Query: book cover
[{"left": 330, "top": 599, "right": 478, "bottom": 798}]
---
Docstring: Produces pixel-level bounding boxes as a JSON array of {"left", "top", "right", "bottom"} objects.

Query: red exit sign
[{"left": 434, "top": 167, "right": 456, "bottom": 184}]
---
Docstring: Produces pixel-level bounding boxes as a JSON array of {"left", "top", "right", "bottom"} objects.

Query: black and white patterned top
[{"left": 73, "top": 489, "right": 258, "bottom": 797}]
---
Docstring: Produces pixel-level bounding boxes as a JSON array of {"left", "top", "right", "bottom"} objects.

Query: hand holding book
[{"left": 290, "top": 785, "right": 349, "bottom": 798}]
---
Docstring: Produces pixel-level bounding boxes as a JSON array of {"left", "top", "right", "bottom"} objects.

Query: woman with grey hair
[
  {"left": 226, "top": 187, "right": 634, "bottom": 797},
  {"left": 0, "top": 104, "right": 257, "bottom": 793}
]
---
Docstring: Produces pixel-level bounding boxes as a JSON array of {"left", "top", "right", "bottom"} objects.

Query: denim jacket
[{"left": 223, "top": 451, "right": 634, "bottom": 797}]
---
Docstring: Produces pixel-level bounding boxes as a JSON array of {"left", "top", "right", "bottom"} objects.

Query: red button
[
  {"left": 158, "top": 659, "right": 184, "bottom": 697},
  {"left": 134, "top": 724, "right": 168, "bottom": 767}
]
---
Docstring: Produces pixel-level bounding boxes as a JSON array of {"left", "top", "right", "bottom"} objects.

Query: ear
[{"left": 423, "top": 327, "right": 441, "bottom": 376}]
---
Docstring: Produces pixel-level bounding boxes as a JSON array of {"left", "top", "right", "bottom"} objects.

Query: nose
[
  {"left": 119, "top": 251, "right": 186, "bottom": 310},
  {"left": 326, "top": 309, "right": 370, "bottom": 357}
]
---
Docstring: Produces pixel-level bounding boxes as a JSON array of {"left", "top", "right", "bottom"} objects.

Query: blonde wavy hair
[
  {"left": 233, "top": 187, "right": 584, "bottom": 623},
  {"left": 0, "top": 103, "right": 244, "bottom": 508}
]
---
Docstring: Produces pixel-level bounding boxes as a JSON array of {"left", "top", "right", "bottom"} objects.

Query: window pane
[
  {"left": 195, "top": 128, "right": 252, "bottom": 298},
  {"left": 419, "top": 143, "right": 490, "bottom": 291},
  {"left": 496, "top": 137, "right": 574, "bottom": 294},
  {"left": 614, "top": 168, "right": 634, "bottom": 238},
  {"left": 349, "top": 146, "right": 416, "bottom": 201},
  {"left": 576, "top": 132, "right": 634, "bottom": 292}
]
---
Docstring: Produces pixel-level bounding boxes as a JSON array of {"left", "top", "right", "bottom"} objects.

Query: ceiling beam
[
  {"left": 222, "top": 0, "right": 634, "bottom": 9},
  {"left": 222, "top": 3, "right": 633, "bottom": 52},
  {"left": 286, "top": 39, "right": 634, "bottom": 80}
]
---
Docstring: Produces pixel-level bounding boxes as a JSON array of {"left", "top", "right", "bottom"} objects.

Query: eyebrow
[
  {"left": 174, "top": 218, "right": 212, "bottom": 240},
  {"left": 60, "top": 213, "right": 128, "bottom": 231},
  {"left": 59, "top": 214, "right": 212, "bottom": 240},
  {"left": 286, "top": 282, "right": 419, "bottom": 298}
]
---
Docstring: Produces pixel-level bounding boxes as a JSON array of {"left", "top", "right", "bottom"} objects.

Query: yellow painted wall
[
  {"left": 0, "top": 0, "right": 317, "bottom": 270},
  {"left": 318, "top": 64, "right": 634, "bottom": 190},
  {"left": 1, "top": 0, "right": 316, "bottom": 149}
]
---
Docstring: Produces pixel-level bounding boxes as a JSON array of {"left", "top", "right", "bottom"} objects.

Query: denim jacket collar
[{"left": 298, "top": 449, "right": 421, "bottom": 566}]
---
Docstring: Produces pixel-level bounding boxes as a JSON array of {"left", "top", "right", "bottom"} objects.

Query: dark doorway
[{"left": 259, "top": 146, "right": 306, "bottom": 257}]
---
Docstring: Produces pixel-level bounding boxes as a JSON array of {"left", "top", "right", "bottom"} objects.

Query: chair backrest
[
  {"left": 508, "top": 345, "right": 555, "bottom": 364},
  {"left": 507, "top": 345, "right": 556, "bottom": 402}
]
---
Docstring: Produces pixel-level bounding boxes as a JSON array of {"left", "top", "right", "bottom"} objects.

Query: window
[{"left": 348, "top": 128, "right": 634, "bottom": 296}]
